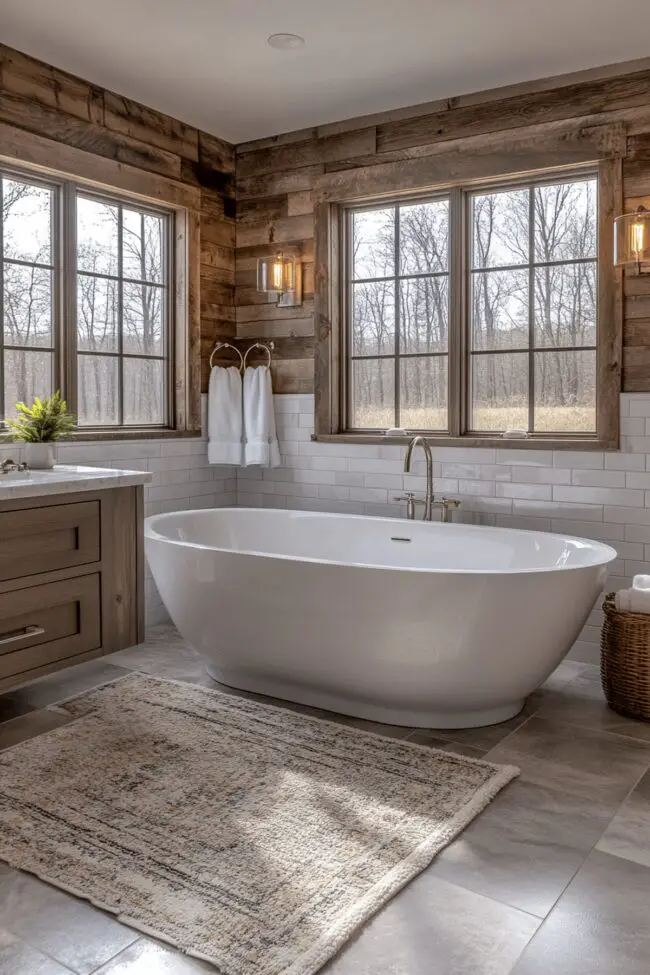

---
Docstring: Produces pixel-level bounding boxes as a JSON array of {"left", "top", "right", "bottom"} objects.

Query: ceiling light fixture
[{"left": 267, "top": 33, "right": 305, "bottom": 50}]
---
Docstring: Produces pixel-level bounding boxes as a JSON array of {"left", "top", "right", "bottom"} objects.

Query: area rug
[{"left": 0, "top": 673, "right": 518, "bottom": 975}]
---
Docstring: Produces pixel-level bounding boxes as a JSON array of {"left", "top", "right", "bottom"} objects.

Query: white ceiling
[{"left": 2, "top": 0, "right": 650, "bottom": 144}]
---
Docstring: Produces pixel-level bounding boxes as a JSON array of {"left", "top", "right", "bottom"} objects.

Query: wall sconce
[
  {"left": 614, "top": 204, "right": 650, "bottom": 273},
  {"left": 257, "top": 250, "right": 302, "bottom": 307}
]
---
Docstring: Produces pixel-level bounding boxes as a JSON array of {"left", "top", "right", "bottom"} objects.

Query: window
[
  {"left": 1, "top": 176, "right": 56, "bottom": 422},
  {"left": 0, "top": 167, "right": 174, "bottom": 431},
  {"left": 340, "top": 169, "right": 606, "bottom": 442},
  {"left": 76, "top": 194, "right": 169, "bottom": 427},
  {"left": 469, "top": 178, "right": 596, "bottom": 434},
  {"left": 349, "top": 198, "right": 450, "bottom": 431}
]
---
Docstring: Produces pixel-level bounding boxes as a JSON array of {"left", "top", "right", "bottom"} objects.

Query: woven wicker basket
[{"left": 601, "top": 593, "right": 650, "bottom": 721}]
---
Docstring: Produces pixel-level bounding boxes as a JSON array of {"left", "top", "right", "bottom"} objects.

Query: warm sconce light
[
  {"left": 614, "top": 204, "right": 650, "bottom": 272},
  {"left": 257, "top": 250, "right": 303, "bottom": 307}
]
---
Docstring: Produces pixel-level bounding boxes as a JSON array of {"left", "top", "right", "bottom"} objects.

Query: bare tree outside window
[
  {"left": 348, "top": 198, "right": 450, "bottom": 429},
  {"left": 0, "top": 175, "right": 55, "bottom": 420},
  {"left": 77, "top": 194, "right": 169, "bottom": 427},
  {"left": 345, "top": 173, "right": 598, "bottom": 436},
  {"left": 470, "top": 177, "right": 597, "bottom": 433}
]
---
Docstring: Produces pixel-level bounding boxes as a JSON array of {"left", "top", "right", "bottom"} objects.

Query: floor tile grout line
[
  {"left": 519, "top": 811, "right": 631, "bottom": 934},
  {"left": 499, "top": 835, "right": 642, "bottom": 972},
  {"left": 525, "top": 710, "right": 650, "bottom": 747},
  {"left": 86, "top": 937, "right": 145, "bottom": 975},
  {"left": 431, "top": 873, "right": 547, "bottom": 924},
  {"left": 10, "top": 929, "right": 78, "bottom": 974},
  {"left": 593, "top": 761, "right": 650, "bottom": 845},
  {"left": 482, "top": 711, "right": 539, "bottom": 756},
  {"left": 503, "top": 920, "right": 543, "bottom": 975}
]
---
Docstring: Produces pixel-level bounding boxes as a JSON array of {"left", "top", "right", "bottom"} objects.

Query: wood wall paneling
[
  {"left": 234, "top": 65, "right": 650, "bottom": 395},
  {"left": 375, "top": 70, "right": 650, "bottom": 154}
]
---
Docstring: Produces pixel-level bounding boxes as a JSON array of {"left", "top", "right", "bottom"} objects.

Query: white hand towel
[
  {"left": 243, "top": 366, "right": 281, "bottom": 467},
  {"left": 208, "top": 366, "right": 243, "bottom": 466},
  {"left": 633, "top": 574, "right": 650, "bottom": 591},
  {"left": 615, "top": 588, "right": 650, "bottom": 613}
]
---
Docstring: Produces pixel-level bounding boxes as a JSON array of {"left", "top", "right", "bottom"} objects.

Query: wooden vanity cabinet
[{"left": 0, "top": 486, "right": 144, "bottom": 690}]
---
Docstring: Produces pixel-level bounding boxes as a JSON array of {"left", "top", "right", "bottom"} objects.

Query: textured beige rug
[{"left": 0, "top": 673, "right": 517, "bottom": 975}]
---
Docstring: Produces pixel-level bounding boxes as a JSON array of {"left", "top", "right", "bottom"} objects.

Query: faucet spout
[{"left": 403, "top": 436, "right": 434, "bottom": 521}]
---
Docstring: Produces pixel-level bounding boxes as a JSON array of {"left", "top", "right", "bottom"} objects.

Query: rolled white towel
[
  {"left": 615, "top": 588, "right": 650, "bottom": 613},
  {"left": 633, "top": 574, "right": 650, "bottom": 591}
]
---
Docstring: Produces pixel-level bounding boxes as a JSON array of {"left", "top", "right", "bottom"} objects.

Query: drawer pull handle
[{"left": 0, "top": 624, "right": 45, "bottom": 646}]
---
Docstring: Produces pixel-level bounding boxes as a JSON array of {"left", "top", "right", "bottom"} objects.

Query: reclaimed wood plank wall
[
  {"left": 0, "top": 43, "right": 236, "bottom": 393},
  {"left": 234, "top": 62, "right": 650, "bottom": 394}
]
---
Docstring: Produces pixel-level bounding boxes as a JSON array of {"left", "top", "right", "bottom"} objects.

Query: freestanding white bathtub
[{"left": 144, "top": 507, "right": 616, "bottom": 729}]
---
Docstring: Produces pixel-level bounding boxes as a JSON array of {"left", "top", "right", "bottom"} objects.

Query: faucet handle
[
  {"left": 393, "top": 491, "right": 425, "bottom": 521},
  {"left": 434, "top": 496, "right": 461, "bottom": 523}
]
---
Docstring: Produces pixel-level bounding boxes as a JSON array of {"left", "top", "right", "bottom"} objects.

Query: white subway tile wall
[
  {"left": 0, "top": 395, "right": 236, "bottom": 626},
  {"left": 237, "top": 392, "right": 650, "bottom": 665}
]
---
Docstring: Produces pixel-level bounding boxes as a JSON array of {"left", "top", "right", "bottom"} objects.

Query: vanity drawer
[
  {"left": 0, "top": 500, "right": 100, "bottom": 582},
  {"left": 0, "top": 574, "right": 101, "bottom": 684}
]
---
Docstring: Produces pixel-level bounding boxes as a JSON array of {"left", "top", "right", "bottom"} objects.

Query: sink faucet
[
  {"left": 0, "top": 458, "right": 28, "bottom": 476},
  {"left": 395, "top": 435, "right": 461, "bottom": 523}
]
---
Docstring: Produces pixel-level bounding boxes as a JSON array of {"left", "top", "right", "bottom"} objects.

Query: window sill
[
  {"left": 0, "top": 428, "right": 202, "bottom": 444},
  {"left": 314, "top": 433, "right": 618, "bottom": 451}
]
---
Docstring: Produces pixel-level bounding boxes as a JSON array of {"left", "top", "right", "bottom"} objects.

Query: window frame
[
  {"left": 314, "top": 146, "right": 623, "bottom": 451},
  {"left": 0, "top": 149, "right": 201, "bottom": 440}
]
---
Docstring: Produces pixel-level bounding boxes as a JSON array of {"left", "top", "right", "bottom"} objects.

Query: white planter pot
[{"left": 24, "top": 442, "right": 56, "bottom": 470}]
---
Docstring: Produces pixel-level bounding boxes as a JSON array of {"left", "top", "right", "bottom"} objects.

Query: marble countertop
[{"left": 0, "top": 465, "right": 152, "bottom": 502}]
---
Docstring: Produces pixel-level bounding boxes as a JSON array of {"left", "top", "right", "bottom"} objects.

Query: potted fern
[{"left": 6, "top": 392, "right": 76, "bottom": 469}]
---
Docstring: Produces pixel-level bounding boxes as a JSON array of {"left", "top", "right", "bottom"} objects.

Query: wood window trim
[
  {"left": 314, "top": 123, "right": 623, "bottom": 450},
  {"left": 0, "top": 126, "right": 201, "bottom": 438}
]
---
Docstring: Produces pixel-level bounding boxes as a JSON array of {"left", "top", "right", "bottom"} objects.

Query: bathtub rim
[{"left": 144, "top": 506, "right": 618, "bottom": 576}]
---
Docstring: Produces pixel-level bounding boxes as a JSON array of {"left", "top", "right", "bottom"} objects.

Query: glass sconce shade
[
  {"left": 614, "top": 205, "right": 650, "bottom": 266},
  {"left": 257, "top": 252, "right": 296, "bottom": 294}
]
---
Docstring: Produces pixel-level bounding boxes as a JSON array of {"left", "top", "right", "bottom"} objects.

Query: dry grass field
[{"left": 353, "top": 405, "right": 596, "bottom": 433}]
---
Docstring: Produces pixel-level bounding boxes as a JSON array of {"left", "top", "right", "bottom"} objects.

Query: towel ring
[
  {"left": 243, "top": 341, "right": 274, "bottom": 370},
  {"left": 210, "top": 342, "right": 244, "bottom": 371}
]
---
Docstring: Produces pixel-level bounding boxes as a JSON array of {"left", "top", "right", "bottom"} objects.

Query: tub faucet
[
  {"left": 401, "top": 436, "right": 434, "bottom": 521},
  {"left": 396, "top": 436, "right": 461, "bottom": 523}
]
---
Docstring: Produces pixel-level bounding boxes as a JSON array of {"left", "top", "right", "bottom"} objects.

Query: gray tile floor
[{"left": 1, "top": 624, "right": 650, "bottom": 974}]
